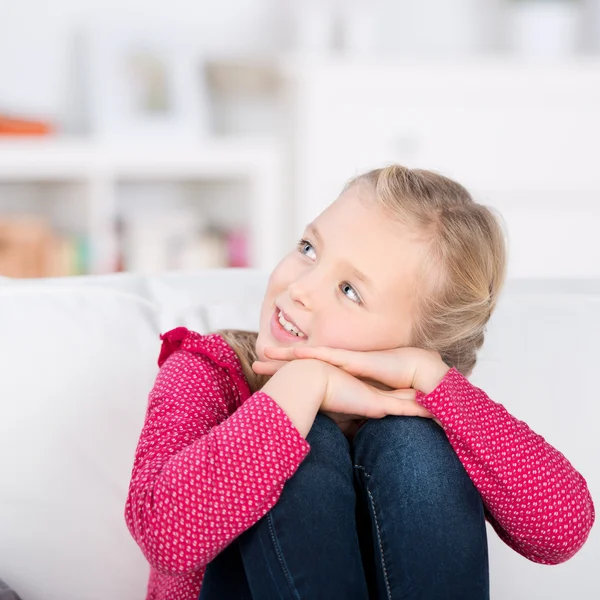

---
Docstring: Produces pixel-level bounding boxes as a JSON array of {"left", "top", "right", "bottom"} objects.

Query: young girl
[{"left": 125, "top": 165, "right": 595, "bottom": 600}]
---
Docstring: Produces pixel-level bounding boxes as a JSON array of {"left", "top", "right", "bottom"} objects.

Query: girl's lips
[
  {"left": 278, "top": 307, "right": 306, "bottom": 335},
  {"left": 270, "top": 308, "right": 306, "bottom": 343}
]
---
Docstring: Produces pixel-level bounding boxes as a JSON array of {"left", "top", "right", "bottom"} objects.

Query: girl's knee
[
  {"left": 353, "top": 416, "right": 470, "bottom": 495},
  {"left": 278, "top": 414, "right": 355, "bottom": 509},
  {"left": 354, "top": 415, "right": 446, "bottom": 456},
  {"left": 307, "top": 413, "right": 350, "bottom": 454},
  {"left": 298, "top": 413, "right": 353, "bottom": 477}
]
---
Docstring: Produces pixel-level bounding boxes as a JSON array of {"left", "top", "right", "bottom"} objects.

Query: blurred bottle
[
  {"left": 226, "top": 227, "right": 249, "bottom": 268},
  {"left": 182, "top": 227, "right": 228, "bottom": 270},
  {"left": 375, "top": 0, "right": 489, "bottom": 56},
  {"left": 583, "top": 0, "right": 600, "bottom": 53},
  {"left": 340, "top": 0, "right": 377, "bottom": 56},
  {"left": 506, "top": 0, "right": 583, "bottom": 59},
  {"left": 287, "top": 0, "right": 338, "bottom": 54}
]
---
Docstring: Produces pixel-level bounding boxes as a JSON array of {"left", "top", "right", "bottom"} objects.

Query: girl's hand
[
  {"left": 258, "top": 345, "right": 451, "bottom": 396},
  {"left": 320, "top": 368, "right": 431, "bottom": 439},
  {"left": 253, "top": 356, "right": 435, "bottom": 435},
  {"left": 319, "top": 362, "right": 433, "bottom": 421}
]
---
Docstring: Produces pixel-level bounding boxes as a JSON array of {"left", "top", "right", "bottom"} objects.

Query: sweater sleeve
[
  {"left": 415, "top": 368, "right": 595, "bottom": 565},
  {"left": 125, "top": 348, "right": 311, "bottom": 576}
]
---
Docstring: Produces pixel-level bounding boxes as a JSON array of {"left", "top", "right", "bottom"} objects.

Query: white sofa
[{"left": 0, "top": 270, "right": 597, "bottom": 600}]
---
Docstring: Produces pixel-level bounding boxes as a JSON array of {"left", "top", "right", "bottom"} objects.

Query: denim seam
[
  {"left": 267, "top": 512, "right": 301, "bottom": 600},
  {"left": 354, "top": 464, "right": 393, "bottom": 600}
]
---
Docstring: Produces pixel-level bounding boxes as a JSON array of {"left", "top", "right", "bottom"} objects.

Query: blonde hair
[
  {"left": 350, "top": 165, "right": 507, "bottom": 376},
  {"left": 220, "top": 164, "right": 507, "bottom": 391},
  {"left": 217, "top": 329, "right": 267, "bottom": 394}
]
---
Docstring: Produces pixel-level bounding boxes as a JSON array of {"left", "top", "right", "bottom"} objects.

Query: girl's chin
[{"left": 255, "top": 333, "right": 270, "bottom": 362}]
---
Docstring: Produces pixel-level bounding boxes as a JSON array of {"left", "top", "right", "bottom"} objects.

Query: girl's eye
[
  {"left": 340, "top": 282, "right": 362, "bottom": 305},
  {"left": 297, "top": 239, "right": 316, "bottom": 260},
  {"left": 297, "top": 239, "right": 363, "bottom": 306}
]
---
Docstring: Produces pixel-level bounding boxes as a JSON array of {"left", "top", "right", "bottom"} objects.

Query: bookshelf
[
  {"left": 5, "top": 58, "right": 600, "bottom": 280},
  {"left": 0, "top": 137, "right": 285, "bottom": 276}
]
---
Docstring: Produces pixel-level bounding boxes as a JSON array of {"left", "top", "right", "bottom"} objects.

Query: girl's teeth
[{"left": 278, "top": 311, "right": 306, "bottom": 337}]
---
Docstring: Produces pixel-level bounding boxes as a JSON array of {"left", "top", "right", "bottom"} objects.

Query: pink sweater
[{"left": 125, "top": 328, "right": 595, "bottom": 600}]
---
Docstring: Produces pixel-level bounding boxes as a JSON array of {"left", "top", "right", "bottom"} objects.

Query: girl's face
[{"left": 256, "top": 187, "right": 431, "bottom": 361}]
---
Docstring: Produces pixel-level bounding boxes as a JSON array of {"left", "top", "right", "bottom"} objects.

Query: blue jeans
[{"left": 199, "top": 414, "right": 489, "bottom": 600}]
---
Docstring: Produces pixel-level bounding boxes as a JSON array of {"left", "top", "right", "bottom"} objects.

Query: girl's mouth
[{"left": 270, "top": 307, "right": 307, "bottom": 342}]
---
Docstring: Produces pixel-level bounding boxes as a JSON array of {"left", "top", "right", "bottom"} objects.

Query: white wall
[
  {"left": 0, "top": 0, "right": 284, "bottom": 119},
  {"left": 7, "top": 0, "right": 598, "bottom": 122}
]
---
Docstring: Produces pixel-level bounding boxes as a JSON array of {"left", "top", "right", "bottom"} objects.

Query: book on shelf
[
  {"left": 120, "top": 209, "right": 249, "bottom": 273},
  {"left": 0, "top": 211, "right": 250, "bottom": 278},
  {"left": 0, "top": 216, "right": 84, "bottom": 278}
]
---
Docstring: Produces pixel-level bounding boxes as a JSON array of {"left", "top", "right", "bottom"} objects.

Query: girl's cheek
[
  {"left": 269, "top": 254, "right": 299, "bottom": 290},
  {"left": 313, "top": 319, "right": 355, "bottom": 350},
  {"left": 267, "top": 263, "right": 285, "bottom": 290},
  {"left": 320, "top": 320, "right": 383, "bottom": 352}
]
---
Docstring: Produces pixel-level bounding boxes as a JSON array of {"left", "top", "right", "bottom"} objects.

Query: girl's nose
[{"left": 288, "top": 279, "right": 314, "bottom": 310}]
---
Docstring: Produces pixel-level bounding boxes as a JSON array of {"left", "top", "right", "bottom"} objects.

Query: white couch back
[{"left": 0, "top": 270, "right": 597, "bottom": 600}]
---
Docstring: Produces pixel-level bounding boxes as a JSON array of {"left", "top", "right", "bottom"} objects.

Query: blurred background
[{"left": 0, "top": 0, "right": 599, "bottom": 279}]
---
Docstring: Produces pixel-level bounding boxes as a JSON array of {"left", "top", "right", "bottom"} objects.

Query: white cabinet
[{"left": 284, "top": 59, "right": 600, "bottom": 278}]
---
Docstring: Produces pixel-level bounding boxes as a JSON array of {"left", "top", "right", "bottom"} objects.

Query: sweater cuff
[{"left": 415, "top": 367, "right": 468, "bottom": 417}]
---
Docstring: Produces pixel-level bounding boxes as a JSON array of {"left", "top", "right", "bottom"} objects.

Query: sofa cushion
[
  {"left": 0, "top": 271, "right": 597, "bottom": 600},
  {"left": 0, "top": 285, "right": 158, "bottom": 600}
]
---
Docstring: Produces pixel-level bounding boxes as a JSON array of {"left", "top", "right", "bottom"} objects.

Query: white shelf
[
  {"left": 278, "top": 55, "right": 600, "bottom": 83},
  {"left": 0, "top": 136, "right": 285, "bottom": 274},
  {"left": 0, "top": 137, "right": 280, "bottom": 179}
]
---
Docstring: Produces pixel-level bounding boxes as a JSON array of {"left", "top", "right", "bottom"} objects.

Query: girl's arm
[
  {"left": 261, "top": 344, "right": 595, "bottom": 563},
  {"left": 415, "top": 368, "right": 595, "bottom": 565},
  {"left": 125, "top": 350, "right": 324, "bottom": 576}
]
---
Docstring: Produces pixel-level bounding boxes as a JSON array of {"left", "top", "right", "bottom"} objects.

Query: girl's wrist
[
  {"left": 261, "top": 359, "right": 328, "bottom": 438},
  {"left": 414, "top": 353, "right": 451, "bottom": 395}
]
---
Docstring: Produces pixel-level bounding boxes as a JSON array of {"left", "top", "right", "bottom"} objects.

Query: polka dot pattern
[
  {"left": 125, "top": 329, "right": 310, "bottom": 600},
  {"left": 415, "top": 368, "right": 595, "bottom": 565},
  {"left": 126, "top": 330, "right": 595, "bottom": 599}
]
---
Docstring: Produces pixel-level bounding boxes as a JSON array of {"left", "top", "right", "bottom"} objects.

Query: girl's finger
[
  {"left": 294, "top": 346, "right": 413, "bottom": 390},
  {"left": 252, "top": 360, "right": 286, "bottom": 375},
  {"left": 380, "top": 393, "right": 433, "bottom": 419},
  {"left": 291, "top": 345, "right": 352, "bottom": 365},
  {"left": 293, "top": 346, "right": 381, "bottom": 381},
  {"left": 266, "top": 345, "right": 365, "bottom": 375},
  {"left": 263, "top": 347, "right": 297, "bottom": 361},
  {"left": 382, "top": 388, "right": 416, "bottom": 401},
  {"left": 375, "top": 388, "right": 441, "bottom": 426}
]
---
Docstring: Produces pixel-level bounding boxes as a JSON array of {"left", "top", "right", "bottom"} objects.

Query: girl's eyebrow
[
  {"left": 351, "top": 266, "right": 373, "bottom": 290},
  {"left": 306, "top": 223, "right": 322, "bottom": 244},
  {"left": 307, "top": 223, "right": 374, "bottom": 291}
]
